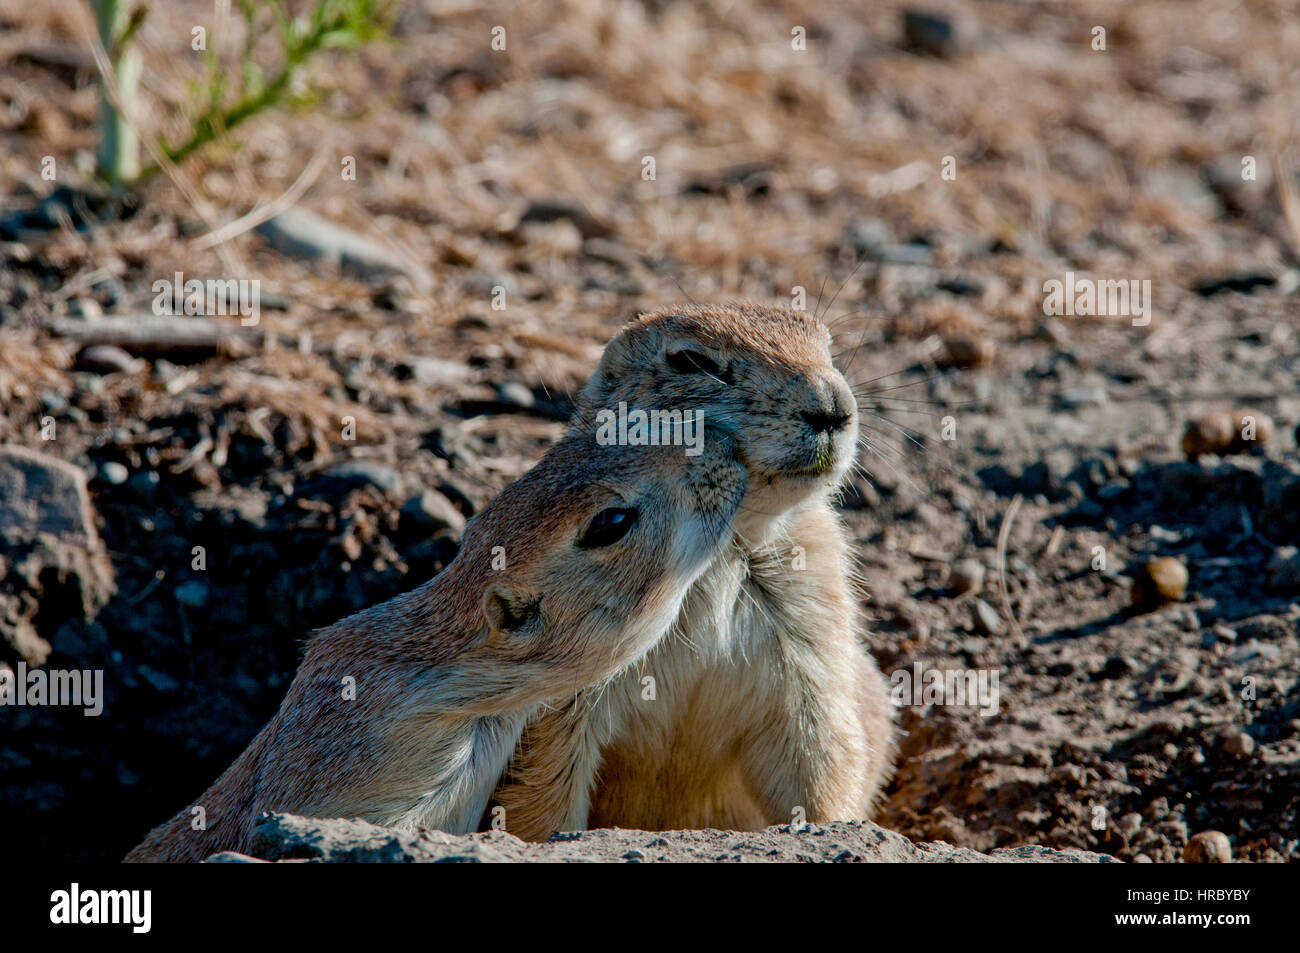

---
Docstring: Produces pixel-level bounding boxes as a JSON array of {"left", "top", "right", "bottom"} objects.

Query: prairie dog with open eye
[
  {"left": 492, "top": 303, "right": 895, "bottom": 839},
  {"left": 125, "top": 430, "right": 747, "bottom": 861}
]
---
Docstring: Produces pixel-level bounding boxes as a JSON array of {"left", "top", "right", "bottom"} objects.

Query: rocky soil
[
  {"left": 1, "top": 0, "right": 1297, "bottom": 862},
  {"left": 206, "top": 812, "right": 1113, "bottom": 863}
]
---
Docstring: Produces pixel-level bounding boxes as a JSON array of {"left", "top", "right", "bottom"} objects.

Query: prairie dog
[
  {"left": 492, "top": 303, "right": 895, "bottom": 838},
  {"left": 125, "top": 431, "right": 748, "bottom": 861}
]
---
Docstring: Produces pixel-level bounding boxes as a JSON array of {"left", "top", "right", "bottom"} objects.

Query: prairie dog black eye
[
  {"left": 666, "top": 348, "right": 723, "bottom": 376},
  {"left": 578, "top": 507, "right": 638, "bottom": 548}
]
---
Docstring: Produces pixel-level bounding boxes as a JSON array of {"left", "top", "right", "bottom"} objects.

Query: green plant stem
[
  {"left": 141, "top": 2, "right": 387, "bottom": 179},
  {"left": 94, "top": 0, "right": 142, "bottom": 183}
]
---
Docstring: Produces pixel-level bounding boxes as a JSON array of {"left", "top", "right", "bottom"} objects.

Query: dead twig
[{"left": 996, "top": 492, "right": 1028, "bottom": 646}]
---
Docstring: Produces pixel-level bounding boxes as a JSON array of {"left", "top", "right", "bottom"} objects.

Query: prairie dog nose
[
  {"left": 800, "top": 407, "right": 852, "bottom": 434},
  {"left": 800, "top": 374, "right": 856, "bottom": 434}
]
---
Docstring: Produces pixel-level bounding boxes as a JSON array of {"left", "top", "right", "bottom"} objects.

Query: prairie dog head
[
  {"left": 576, "top": 303, "right": 857, "bottom": 540},
  {"left": 441, "top": 430, "right": 747, "bottom": 708}
]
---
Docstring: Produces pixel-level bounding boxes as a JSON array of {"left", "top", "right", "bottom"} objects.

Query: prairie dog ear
[
  {"left": 482, "top": 582, "right": 541, "bottom": 637},
  {"left": 580, "top": 329, "right": 656, "bottom": 406},
  {"left": 579, "top": 341, "right": 626, "bottom": 406}
]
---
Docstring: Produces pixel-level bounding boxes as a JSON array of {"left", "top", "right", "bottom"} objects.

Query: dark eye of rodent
[
  {"left": 666, "top": 349, "right": 722, "bottom": 376},
  {"left": 578, "top": 507, "right": 638, "bottom": 548}
]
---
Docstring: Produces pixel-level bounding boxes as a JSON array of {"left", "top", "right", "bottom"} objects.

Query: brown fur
[
  {"left": 126, "top": 432, "right": 747, "bottom": 861},
  {"left": 491, "top": 303, "right": 895, "bottom": 838}
]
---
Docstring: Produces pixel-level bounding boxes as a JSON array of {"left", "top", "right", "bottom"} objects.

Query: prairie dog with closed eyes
[
  {"left": 492, "top": 303, "right": 895, "bottom": 839},
  {"left": 125, "top": 429, "right": 747, "bottom": 861}
]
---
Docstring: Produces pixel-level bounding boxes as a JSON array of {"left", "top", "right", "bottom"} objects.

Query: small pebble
[
  {"left": 902, "top": 10, "right": 964, "bottom": 58},
  {"left": 1096, "top": 479, "right": 1128, "bottom": 501},
  {"left": 496, "top": 381, "right": 535, "bottom": 408},
  {"left": 1223, "top": 731, "right": 1255, "bottom": 758},
  {"left": 1184, "top": 830, "right": 1232, "bottom": 863},
  {"left": 1097, "top": 655, "right": 1136, "bottom": 679},
  {"left": 401, "top": 490, "right": 467, "bottom": 534},
  {"left": 66, "top": 297, "right": 103, "bottom": 320},
  {"left": 138, "top": 665, "right": 180, "bottom": 694},
  {"left": 75, "top": 345, "right": 138, "bottom": 375},
  {"left": 1130, "top": 557, "right": 1188, "bottom": 608},
  {"left": 99, "top": 461, "right": 129, "bottom": 485},
  {"left": 1182, "top": 409, "right": 1273, "bottom": 460},
  {"left": 1266, "top": 547, "right": 1300, "bottom": 594},
  {"left": 1118, "top": 813, "right": 1142, "bottom": 836},
  {"left": 949, "top": 558, "right": 985, "bottom": 594},
  {"left": 971, "top": 597, "right": 1004, "bottom": 636},
  {"left": 174, "top": 581, "right": 210, "bottom": 610},
  {"left": 940, "top": 335, "right": 995, "bottom": 369}
]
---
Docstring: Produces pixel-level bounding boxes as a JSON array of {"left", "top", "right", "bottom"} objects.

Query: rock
[
  {"left": 1182, "top": 409, "right": 1273, "bottom": 459},
  {"left": 1095, "top": 655, "right": 1137, "bottom": 680},
  {"left": 940, "top": 335, "right": 995, "bottom": 369},
  {"left": 937, "top": 276, "right": 981, "bottom": 296},
  {"left": 846, "top": 217, "right": 894, "bottom": 253},
  {"left": 173, "top": 580, "right": 210, "bottom": 609},
  {"left": 235, "top": 813, "right": 1114, "bottom": 863},
  {"left": 1096, "top": 478, "right": 1129, "bottom": 501},
  {"left": 1118, "top": 813, "right": 1143, "bottom": 836},
  {"left": 1222, "top": 731, "right": 1255, "bottom": 758},
  {"left": 401, "top": 490, "right": 467, "bottom": 535},
  {"left": 138, "top": 664, "right": 180, "bottom": 693},
  {"left": 256, "top": 207, "right": 434, "bottom": 291},
  {"left": 1130, "top": 557, "right": 1188, "bottom": 608},
  {"left": 75, "top": 345, "right": 139, "bottom": 374},
  {"left": 1057, "top": 384, "right": 1109, "bottom": 409},
  {"left": 408, "top": 356, "right": 473, "bottom": 388},
  {"left": 1192, "top": 271, "right": 1279, "bottom": 297},
  {"left": 0, "top": 186, "right": 136, "bottom": 238},
  {"left": 971, "top": 597, "right": 1004, "bottom": 636},
  {"left": 495, "top": 381, "right": 535, "bottom": 409},
  {"left": 128, "top": 470, "right": 160, "bottom": 500},
  {"left": 876, "top": 242, "right": 934, "bottom": 265},
  {"left": 1266, "top": 547, "right": 1300, "bottom": 593},
  {"left": 949, "top": 558, "right": 985, "bottom": 594},
  {"left": 98, "top": 462, "right": 129, "bottom": 486},
  {"left": 51, "top": 620, "right": 108, "bottom": 661},
  {"left": 1140, "top": 167, "right": 1224, "bottom": 219},
  {"left": 0, "top": 448, "right": 115, "bottom": 666},
  {"left": 1184, "top": 830, "right": 1232, "bottom": 863},
  {"left": 515, "top": 200, "right": 613, "bottom": 239},
  {"left": 902, "top": 10, "right": 964, "bottom": 58},
  {"left": 436, "top": 480, "right": 477, "bottom": 517},
  {"left": 1227, "top": 641, "right": 1281, "bottom": 665},
  {"left": 1201, "top": 155, "right": 1272, "bottom": 213},
  {"left": 205, "top": 852, "right": 268, "bottom": 863},
  {"left": 65, "top": 298, "right": 103, "bottom": 321},
  {"left": 321, "top": 461, "right": 404, "bottom": 497}
]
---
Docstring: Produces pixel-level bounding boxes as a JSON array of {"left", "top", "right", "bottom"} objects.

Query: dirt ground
[{"left": 1, "top": 0, "right": 1297, "bottom": 863}]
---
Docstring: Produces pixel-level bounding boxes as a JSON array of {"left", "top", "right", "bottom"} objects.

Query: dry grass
[{"left": 1, "top": 0, "right": 1297, "bottom": 457}]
